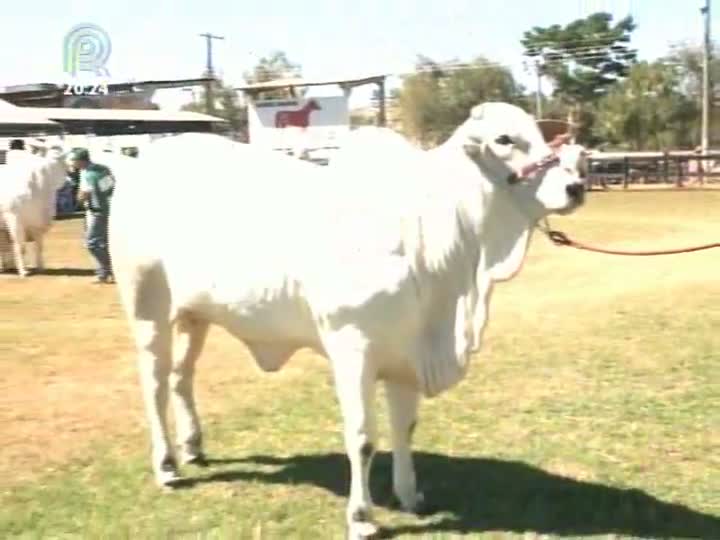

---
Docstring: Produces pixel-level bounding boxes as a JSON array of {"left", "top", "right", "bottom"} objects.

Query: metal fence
[{"left": 587, "top": 151, "right": 720, "bottom": 188}]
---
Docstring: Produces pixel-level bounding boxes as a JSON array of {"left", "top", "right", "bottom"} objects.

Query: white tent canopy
[{"left": 0, "top": 99, "right": 62, "bottom": 136}]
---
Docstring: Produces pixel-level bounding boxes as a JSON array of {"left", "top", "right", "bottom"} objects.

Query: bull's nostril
[{"left": 566, "top": 183, "right": 584, "bottom": 199}]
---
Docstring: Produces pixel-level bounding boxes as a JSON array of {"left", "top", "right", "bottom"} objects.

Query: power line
[
  {"left": 407, "top": 51, "right": 641, "bottom": 76},
  {"left": 523, "top": 43, "right": 636, "bottom": 56},
  {"left": 389, "top": 54, "right": 685, "bottom": 91},
  {"left": 521, "top": 32, "right": 635, "bottom": 48}
]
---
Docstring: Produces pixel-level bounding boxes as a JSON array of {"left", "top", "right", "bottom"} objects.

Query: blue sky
[{"left": 1, "top": 0, "right": 715, "bottom": 109}]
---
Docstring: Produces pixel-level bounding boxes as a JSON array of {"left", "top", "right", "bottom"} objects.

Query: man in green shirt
[{"left": 70, "top": 148, "right": 115, "bottom": 284}]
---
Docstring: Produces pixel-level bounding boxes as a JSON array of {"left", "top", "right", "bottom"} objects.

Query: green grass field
[{"left": 1, "top": 190, "right": 719, "bottom": 539}]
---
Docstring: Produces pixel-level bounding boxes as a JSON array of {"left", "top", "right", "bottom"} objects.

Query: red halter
[{"left": 511, "top": 133, "right": 573, "bottom": 183}]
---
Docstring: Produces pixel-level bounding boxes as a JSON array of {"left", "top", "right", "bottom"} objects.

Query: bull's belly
[
  {"left": 213, "top": 300, "right": 320, "bottom": 372},
  {"left": 169, "top": 270, "right": 320, "bottom": 371},
  {"left": 211, "top": 297, "right": 318, "bottom": 345}
]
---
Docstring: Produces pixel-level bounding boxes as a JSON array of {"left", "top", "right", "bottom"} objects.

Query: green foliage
[
  {"left": 663, "top": 42, "right": 720, "bottom": 99},
  {"left": 243, "top": 50, "right": 305, "bottom": 100},
  {"left": 522, "top": 12, "right": 637, "bottom": 105},
  {"left": 594, "top": 61, "right": 699, "bottom": 150},
  {"left": 181, "top": 51, "right": 304, "bottom": 141},
  {"left": 398, "top": 56, "right": 522, "bottom": 147},
  {"left": 245, "top": 50, "right": 301, "bottom": 83},
  {"left": 182, "top": 81, "right": 249, "bottom": 141},
  {"left": 349, "top": 111, "right": 376, "bottom": 127}
]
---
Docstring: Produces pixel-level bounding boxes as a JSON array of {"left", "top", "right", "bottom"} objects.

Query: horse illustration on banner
[{"left": 274, "top": 99, "right": 322, "bottom": 129}]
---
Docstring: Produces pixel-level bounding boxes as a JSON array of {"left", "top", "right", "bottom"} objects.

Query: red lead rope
[
  {"left": 527, "top": 137, "right": 720, "bottom": 256},
  {"left": 541, "top": 225, "right": 720, "bottom": 256}
]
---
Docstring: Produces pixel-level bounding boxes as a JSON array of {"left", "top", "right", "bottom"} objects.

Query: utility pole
[
  {"left": 199, "top": 32, "right": 225, "bottom": 115},
  {"left": 701, "top": 0, "right": 711, "bottom": 154},
  {"left": 535, "top": 59, "right": 543, "bottom": 119}
]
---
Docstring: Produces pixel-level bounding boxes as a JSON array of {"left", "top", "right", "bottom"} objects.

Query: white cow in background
[
  {"left": 109, "top": 102, "right": 586, "bottom": 538},
  {"left": 0, "top": 149, "right": 68, "bottom": 276}
]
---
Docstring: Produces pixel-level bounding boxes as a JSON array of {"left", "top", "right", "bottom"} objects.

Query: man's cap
[{"left": 69, "top": 148, "right": 90, "bottom": 161}]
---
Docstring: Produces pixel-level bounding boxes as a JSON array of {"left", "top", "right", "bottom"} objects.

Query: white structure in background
[
  {"left": 61, "top": 133, "right": 155, "bottom": 156},
  {"left": 238, "top": 75, "right": 387, "bottom": 164},
  {"left": 248, "top": 96, "right": 350, "bottom": 156}
]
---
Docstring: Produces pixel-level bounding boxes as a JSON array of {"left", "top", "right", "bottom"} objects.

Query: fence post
[
  {"left": 623, "top": 157, "right": 629, "bottom": 189},
  {"left": 699, "top": 153, "right": 706, "bottom": 185}
]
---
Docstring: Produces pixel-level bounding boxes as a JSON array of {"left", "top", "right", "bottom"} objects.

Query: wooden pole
[
  {"left": 701, "top": 0, "right": 712, "bottom": 154},
  {"left": 623, "top": 156, "right": 629, "bottom": 189},
  {"left": 199, "top": 32, "right": 225, "bottom": 115},
  {"left": 376, "top": 78, "right": 387, "bottom": 127}
]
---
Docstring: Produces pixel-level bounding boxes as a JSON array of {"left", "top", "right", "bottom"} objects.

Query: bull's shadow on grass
[
  {"left": 0, "top": 267, "right": 94, "bottom": 277},
  {"left": 54, "top": 212, "right": 84, "bottom": 221},
  {"left": 192, "top": 452, "right": 720, "bottom": 539},
  {"left": 37, "top": 268, "right": 95, "bottom": 277}
]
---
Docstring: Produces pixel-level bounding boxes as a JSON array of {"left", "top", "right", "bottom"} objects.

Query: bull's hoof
[
  {"left": 393, "top": 490, "right": 432, "bottom": 515},
  {"left": 348, "top": 520, "right": 379, "bottom": 540},
  {"left": 156, "top": 461, "right": 182, "bottom": 489},
  {"left": 159, "top": 475, "right": 185, "bottom": 491},
  {"left": 182, "top": 452, "right": 209, "bottom": 467}
]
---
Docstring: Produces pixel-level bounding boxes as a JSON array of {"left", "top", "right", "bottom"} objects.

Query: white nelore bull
[
  {"left": 109, "top": 102, "right": 586, "bottom": 538},
  {"left": 0, "top": 149, "right": 67, "bottom": 276}
]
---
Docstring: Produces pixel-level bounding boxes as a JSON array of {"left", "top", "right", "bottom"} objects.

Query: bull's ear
[{"left": 470, "top": 104, "right": 486, "bottom": 120}]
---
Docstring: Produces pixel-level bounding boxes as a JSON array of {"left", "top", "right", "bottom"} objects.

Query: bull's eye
[{"left": 495, "top": 134, "right": 514, "bottom": 145}]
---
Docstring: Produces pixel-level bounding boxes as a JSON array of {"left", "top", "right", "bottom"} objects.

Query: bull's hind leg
[
  {"left": 2, "top": 213, "right": 28, "bottom": 277},
  {"left": 385, "top": 380, "right": 424, "bottom": 513},
  {"left": 171, "top": 312, "right": 209, "bottom": 466},
  {"left": 134, "top": 318, "right": 177, "bottom": 486},
  {"left": 323, "top": 329, "right": 379, "bottom": 539},
  {"left": 120, "top": 264, "right": 178, "bottom": 486},
  {"left": 0, "top": 227, "right": 12, "bottom": 272}
]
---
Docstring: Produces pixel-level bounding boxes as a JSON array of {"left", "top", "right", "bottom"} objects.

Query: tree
[
  {"left": 663, "top": 42, "right": 720, "bottom": 147},
  {"left": 398, "top": 55, "right": 522, "bottom": 147},
  {"left": 182, "top": 80, "right": 248, "bottom": 141},
  {"left": 180, "top": 52, "right": 304, "bottom": 141},
  {"left": 663, "top": 42, "right": 720, "bottom": 99},
  {"left": 594, "top": 61, "right": 698, "bottom": 150},
  {"left": 243, "top": 51, "right": 304, "bottom": 100},
  {"left": 521, "top": 12, "right": 637, "bottom": 135}
]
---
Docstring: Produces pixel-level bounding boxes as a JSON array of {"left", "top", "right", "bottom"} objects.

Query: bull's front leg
[
  {"left": 170, "top": 314, "right": 209, "bottom": 465},
  {"left": 385, "top": 380, "right": 424, "bottom": 513},
  {"left": 33, "top": 235, "right": 45, "bottom": 273},
  {"left": 324, "top": 329, "right": 379, "bottom": 539}
]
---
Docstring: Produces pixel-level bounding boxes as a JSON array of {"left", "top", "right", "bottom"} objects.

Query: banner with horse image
[{"left": 248, "top": 96, "right": 350, "bottom": 151}]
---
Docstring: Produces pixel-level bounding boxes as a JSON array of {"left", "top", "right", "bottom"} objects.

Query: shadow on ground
[
  {"left": 0, "top": 268, "right": 94, "bottom": 277},
  {"left": 55, "top": 212, "right": 84, "bottom": 221},
  {"left": 185, "top": 452, "right": 720, "bottom": 539},
  {"left": 37, "top": 268, "right": 95, "bottom": 277}
]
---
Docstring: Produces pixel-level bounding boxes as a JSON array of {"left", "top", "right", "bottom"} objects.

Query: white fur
[
  {"left": 109, "top": 102, "right": 585, "bottom": 537},
  {"left": 0, "top": 150, "right": 67, "bottom": 276}
]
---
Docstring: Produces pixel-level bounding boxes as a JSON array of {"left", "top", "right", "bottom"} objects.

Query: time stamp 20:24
[{"left": 63, "top": 82, "right": 110, "bottom": 96}]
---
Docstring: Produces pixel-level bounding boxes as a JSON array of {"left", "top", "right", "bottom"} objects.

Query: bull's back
[
  {"left": 109, "top": 134, "right": 325, "bottom": 320},
  {"left": 111, "top": 134, "right": 321, "bottom": 253}
]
